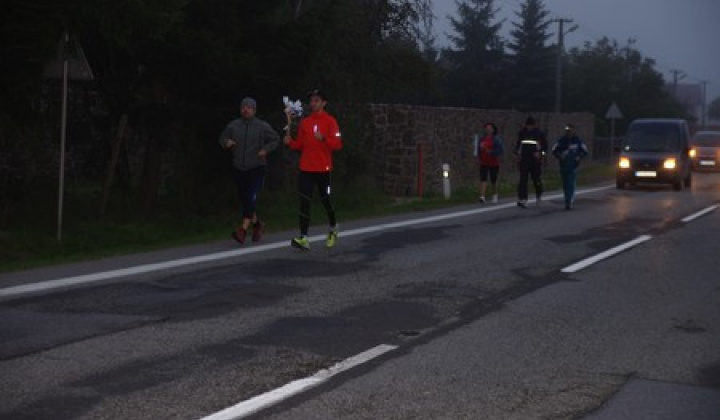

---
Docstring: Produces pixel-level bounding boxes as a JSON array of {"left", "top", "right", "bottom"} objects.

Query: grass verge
[{"left": 0, "top": 162, "right": 615, "bottom": 273}]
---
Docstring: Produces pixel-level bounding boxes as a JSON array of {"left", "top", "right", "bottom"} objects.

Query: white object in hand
[{"left": 282, "top": 96, "right": 303, "bottom": 117}]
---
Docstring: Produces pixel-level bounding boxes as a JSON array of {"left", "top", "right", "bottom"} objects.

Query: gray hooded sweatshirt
[{"left": 219, "top": 117, "right": 280, "bottom": 171}]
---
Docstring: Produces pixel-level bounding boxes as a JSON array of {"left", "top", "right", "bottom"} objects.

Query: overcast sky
[{"left": 432, "top": 0, "right": 720, "bottom": 102}]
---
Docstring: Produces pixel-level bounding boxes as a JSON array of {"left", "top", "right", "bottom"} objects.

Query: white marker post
[{"left": 442, "top": 163, "right": 451, "bottom": 199}]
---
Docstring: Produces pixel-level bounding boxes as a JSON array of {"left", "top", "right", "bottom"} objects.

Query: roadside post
[
  {"left": 43, "top": 31, "right": 94, "bottom": 241},
  {"left": 417, "top": 142, "right": 425, "bottom": 198},
  {"left": 442, "top": 163, "right": 451, "bottom": 199}
]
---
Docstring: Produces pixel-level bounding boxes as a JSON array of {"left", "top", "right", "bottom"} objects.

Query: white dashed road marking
[
  {"left": 197, "top": 344, "right": 398, "bottom": 420},
  {"left": 681, "top": 204, "right": 718, "bottom": 223},
  {"left": 561, "top": 235, "right": 653, "bottom": 274}
]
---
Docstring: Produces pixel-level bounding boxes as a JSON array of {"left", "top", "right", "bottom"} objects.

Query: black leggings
[
  {"left": 298, "top": 171, "right": 336, "bottom": 236},
  {"left": 479, "top": 165, "right": 499, "bottom": 184},
  {"left": 517, "top": 160, "right": 543, "bottom": 201},
  {"left": 233, "top": 166, "right": 265, "bottom": 219}
]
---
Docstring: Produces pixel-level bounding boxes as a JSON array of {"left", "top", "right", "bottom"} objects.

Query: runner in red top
[
  {"left": 475, "top": 122, "right": 504, "bottom": 203},
  {"left": 284, "top": 89, "right": 343, "bottom": 250}
]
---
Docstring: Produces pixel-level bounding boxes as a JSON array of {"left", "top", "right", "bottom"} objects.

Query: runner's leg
[
  {"left": 479, "top": 165, "right": 488, "bottom": 200},
  {"left": 517, "top": 161, "right": 529, "bottom": 202},
  {"left": 316, "top": 172, "right": 336, "bottom": 228},
  {"left": 298, "top": 171, "right": 313, "bottom": 236},
  {"left": 489, "top": 166, "right": 499, "bottom": 195},
  {"left": 243, "top": 166, "right": 266, "bottom": 230},
  {"left": 530, "top": 161, "right": 543, "bottom": 199}
]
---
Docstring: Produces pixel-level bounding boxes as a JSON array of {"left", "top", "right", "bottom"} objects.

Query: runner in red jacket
[
  {"left": 474, "top": 122, "right": 504, "bottom": 203},
  {"left": 284, "top": 89, "right": 343, "bottom": 250}
]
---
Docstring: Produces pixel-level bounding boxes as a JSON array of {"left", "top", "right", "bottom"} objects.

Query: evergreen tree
[
  {"left": 443, "top": 0, "right": 505, "bottom": 108},
  {"left": 506, "top": 0, "right": 554, "bottom": 112}
]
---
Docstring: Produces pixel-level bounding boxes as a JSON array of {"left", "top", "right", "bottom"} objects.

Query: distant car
[
  {"left": 690, "top": 131, "right": 720, "bottom": 171},
  {"left": 616, "top": 119, "right": 692, "bottom": 190}
]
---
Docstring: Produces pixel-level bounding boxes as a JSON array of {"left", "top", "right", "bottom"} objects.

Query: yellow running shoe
[
  {"left": 291, "top": 236, "right": 310, "bottom": 251},
  {"left": 326, "top": 227, "right": 339, "bottom": 248}
]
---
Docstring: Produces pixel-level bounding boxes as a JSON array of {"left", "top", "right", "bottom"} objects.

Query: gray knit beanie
[{"left": 241, "top": 97, "right": 257, "bottom": 108}]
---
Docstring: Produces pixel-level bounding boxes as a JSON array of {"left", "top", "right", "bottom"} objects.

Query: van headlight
[
  {"left": 689, "top": 149, "right": 697, "bottom": 158},
  {"left": 663, "top": 158, "right": 677, "bottom": 169},
  {"left": 618, "top": 157, "right": 631, "bottom": 168}
]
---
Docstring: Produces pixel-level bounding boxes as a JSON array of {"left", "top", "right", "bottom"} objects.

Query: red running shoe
[
  {"left": 231, "top": 228, "right": 247, "bottom": 244},
  {"left": 252, "top": 221, "right": 264, "bottom": 242}
]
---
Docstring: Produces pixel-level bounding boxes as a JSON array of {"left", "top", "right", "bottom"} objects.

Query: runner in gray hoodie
[{"left": 219, "top": 97, "right": 280, "bottom": 244}]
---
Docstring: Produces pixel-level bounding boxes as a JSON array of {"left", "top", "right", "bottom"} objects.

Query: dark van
[{"left": 616, "top": 119, "right": 692, "bottom": 190}]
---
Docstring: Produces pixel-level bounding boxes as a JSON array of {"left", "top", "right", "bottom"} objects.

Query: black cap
[
  {"left": 307, "top": 88, "right": 327, "bottom": 101},
  {"left": 525, "top": 116, "right": 535, "bottom": 126}
]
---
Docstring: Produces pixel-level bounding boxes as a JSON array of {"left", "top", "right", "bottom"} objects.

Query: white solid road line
[
  {"left": 681, "top": 204, "right": 718, "bottom": 223},
  {"left": 0, "top": 185, "right": 614, "bottom": 299},
  {"left": 0, "top": 241, "right": 294, "bottom": 298},
  {"left": 198, "top": 344, "right": 398, "bottom": 420},
  {"left": 561, "top": 235, "right": 653, "bottom": 274}
]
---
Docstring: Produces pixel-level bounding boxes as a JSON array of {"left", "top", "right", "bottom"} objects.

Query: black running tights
[{"left": 298, "top": 171, "right": 336, "bottom": 236}]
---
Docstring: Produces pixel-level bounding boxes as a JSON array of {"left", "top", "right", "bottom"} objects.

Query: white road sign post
[
  {"left": 58, "top": 35, "right": 69, "bottom": 242},
  {"left": 43, "top": 31, "right": 94, "bottom": 241},
  {"left": 605, "top": 101, "right": 624, "bottom": 142}
]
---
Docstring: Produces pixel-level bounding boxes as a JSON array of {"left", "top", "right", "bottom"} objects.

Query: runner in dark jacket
[
  {"left": 552, "top": 123, "right": 589, "bottom": 210},
  {"left": 514, "top": 116, "right": 548, "bottom": 208},
  {"left": 219, "top": 97, "right": 280, "bottom": 244}
]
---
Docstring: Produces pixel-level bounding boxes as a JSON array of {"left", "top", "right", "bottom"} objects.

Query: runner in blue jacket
[{"left": 552, "top": 124, "right": 589, "bottom": 210}]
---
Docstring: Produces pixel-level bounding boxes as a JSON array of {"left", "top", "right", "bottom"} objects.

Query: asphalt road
[{"left": 1, "top": 173, "right": 719, "bottom": 420}]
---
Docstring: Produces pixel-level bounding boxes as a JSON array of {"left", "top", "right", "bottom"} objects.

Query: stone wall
[{"left": 365, "top": 104, "right": 595, "bottom": 196}]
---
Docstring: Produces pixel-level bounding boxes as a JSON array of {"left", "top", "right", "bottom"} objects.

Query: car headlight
[
  {"left": 618, "top": 157, "right": 630, "bottom": 168},
  {"left": 689, "top": 149, "right": 697, "bottom": 158},
  {"left": 663, "top": 158, "right": 677, "bottom": 169}
]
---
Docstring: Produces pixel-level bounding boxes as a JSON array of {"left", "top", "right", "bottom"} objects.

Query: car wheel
[
  {"left": 673, "top": 179, "right": 683, "bottom": 191},
  {"left": 616, "top": 179, "right": 625, "bottom": 189}
]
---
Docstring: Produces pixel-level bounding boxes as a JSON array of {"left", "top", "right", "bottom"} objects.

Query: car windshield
[
  {"left": 691, "top": 133, "right": 720, "bottom": 147},
  {"left": 623, "top": 123, "right": 683, "bottom": 152}
]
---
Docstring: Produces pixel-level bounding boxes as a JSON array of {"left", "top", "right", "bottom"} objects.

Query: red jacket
[
  {"left": 287, "top": 110, "right": 343, "bottom": 172},
  {"left": 478, "top": 135, "right": 501, "bottom": 167}
]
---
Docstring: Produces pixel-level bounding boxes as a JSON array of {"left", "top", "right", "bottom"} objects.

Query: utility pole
[
  {"left": 553, "top": 18, "right": 577, "bottom": 114},
  {"left": 670, "top": 69, "right": 686, "bottom": 99},
  {"left": 700, "top": 81, "right": 709, "bottom": 129}
]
